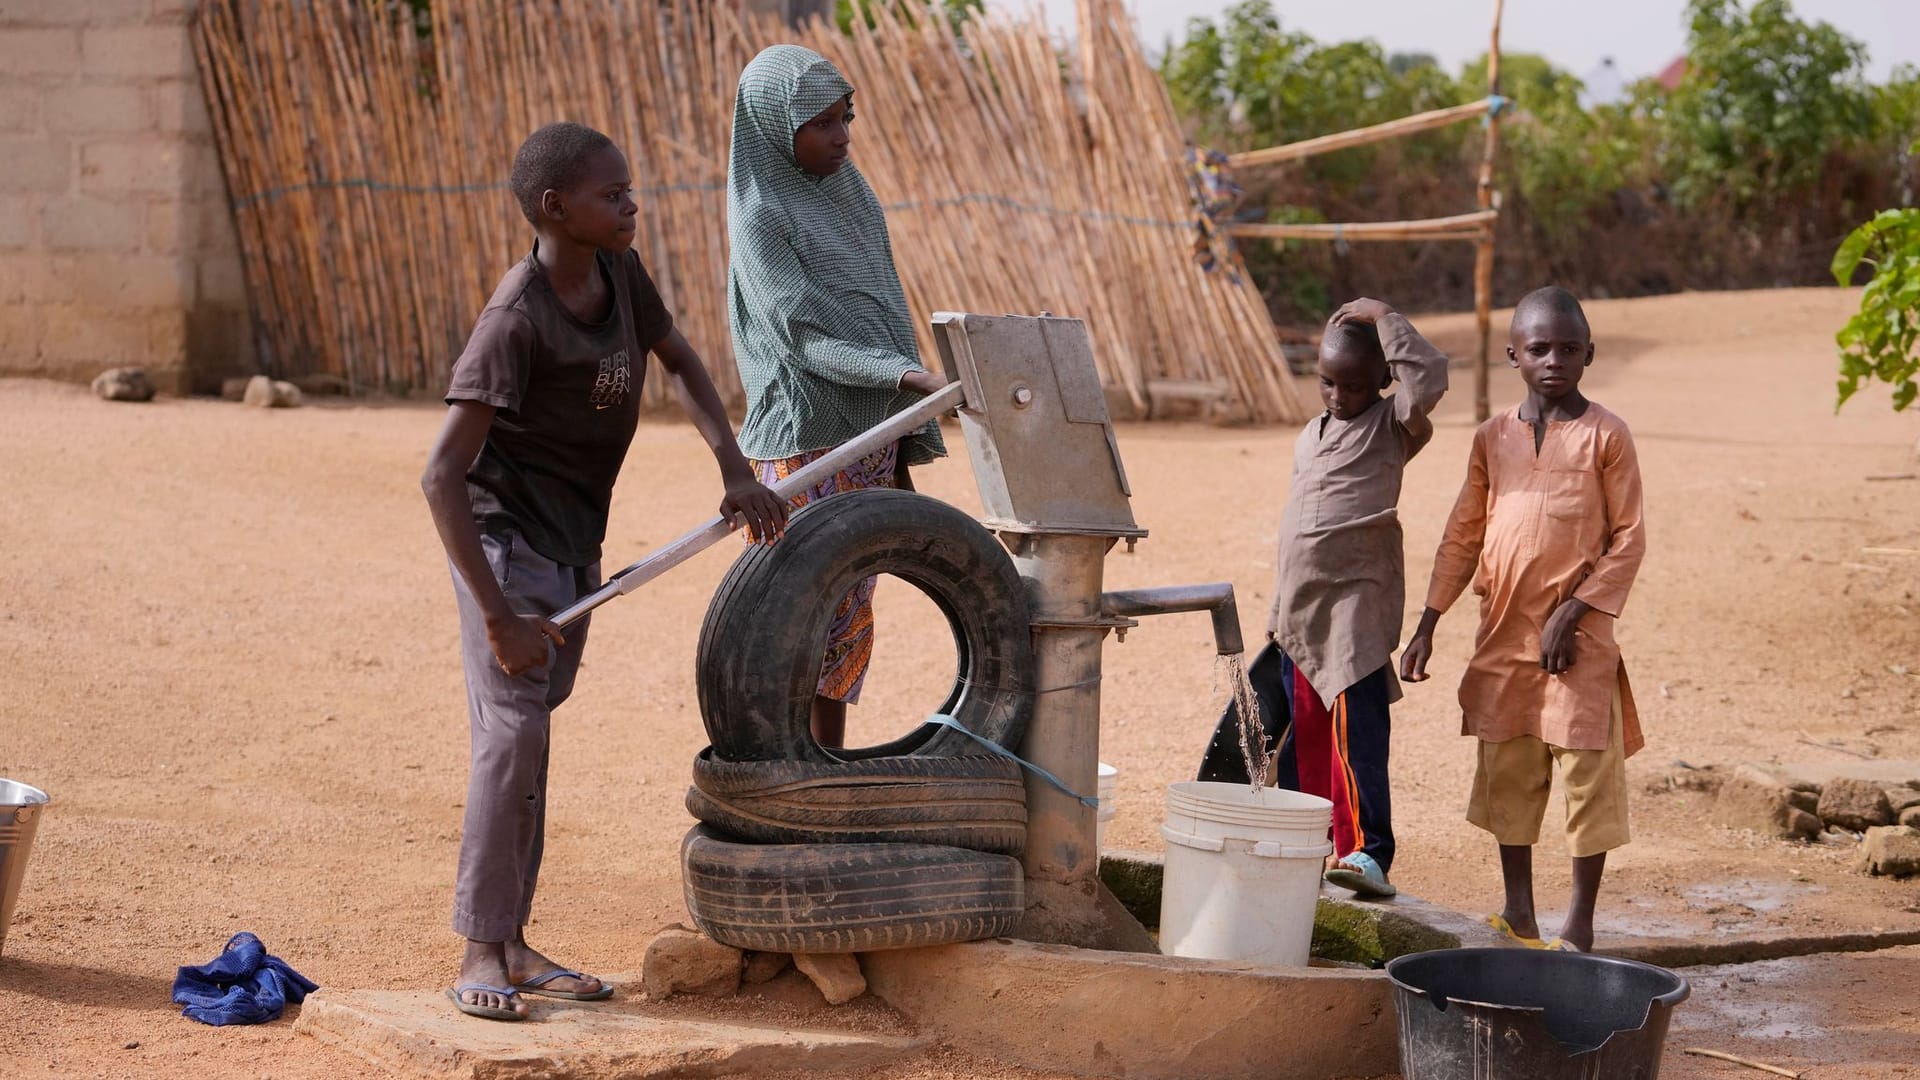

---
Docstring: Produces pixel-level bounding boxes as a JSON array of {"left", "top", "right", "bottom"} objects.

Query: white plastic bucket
[
  {"left": 0, "top": 779, "right": 50, "bottom": 959},
  {"left": 1157, "top": 780, "right": 1332, "bottom": 967},
  {"left": 1096, "top": 763, "right": 1118, "bottom": 851}
]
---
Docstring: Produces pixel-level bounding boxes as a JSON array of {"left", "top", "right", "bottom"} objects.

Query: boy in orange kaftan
[{"left": 1401, "top": 286, "right": 1646, "bottom": 953}]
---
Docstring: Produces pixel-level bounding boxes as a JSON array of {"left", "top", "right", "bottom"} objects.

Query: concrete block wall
[{"left": 0, "top": 0, "right": 253, "bottom": 395}]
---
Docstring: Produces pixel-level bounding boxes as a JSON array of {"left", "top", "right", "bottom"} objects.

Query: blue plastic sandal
[
  {"left": 446, "top": 982, "right": 526, "bottom": 1021},
  {"left": 1324, "top": 851, "right": 1398, "bottom": 899},
  {"left": 514, "top": 968, "right": 615, "bottom": 1001}
]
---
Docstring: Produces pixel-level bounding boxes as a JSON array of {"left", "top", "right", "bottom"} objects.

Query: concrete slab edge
[
  {"left": 295, "top": 998, "right": 468, "bottom": 1078},
  {"left": 1604, "top": 926, "right": 1920, "bottom": 968},
  {"left": 293, "top": 991, "right": 931, "bottom": 1080},
  {"left": 864, "top": 937, "right": 1397, "bottom": 1080}
]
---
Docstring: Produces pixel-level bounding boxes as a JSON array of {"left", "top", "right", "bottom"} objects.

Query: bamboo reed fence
[{"left": 191, "top": 0, "right": 1311, "bottom": 422}]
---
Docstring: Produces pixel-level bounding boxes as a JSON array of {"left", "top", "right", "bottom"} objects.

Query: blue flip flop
[
  {"left": 1324, "top": 851, "right": 1397, "bottom": 899},
  {"left": 515, "top": 968, "right": 615, "bottom": 1001},
  {"left": 446, "top": 982, "right": 527, "bottom": 1021}
]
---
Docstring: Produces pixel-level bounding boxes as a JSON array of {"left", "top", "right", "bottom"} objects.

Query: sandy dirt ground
[{"left": 3, "top": 287, "right": 1918, "bottom": 1078}]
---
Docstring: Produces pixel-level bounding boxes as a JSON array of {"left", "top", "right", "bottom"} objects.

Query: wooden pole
[
  {"left": 1227, "top": 210, "right": 1496, "bottom": 243},
  {"left": 1473, "top": 0, "right": 1506, "bottom": 423},
  {"left": 1229, "top": 98, "right": 1497, "bottom": 171}
]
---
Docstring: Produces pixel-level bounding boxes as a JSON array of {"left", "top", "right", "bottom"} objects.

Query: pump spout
[{"left": 1100, "top": 583, "right": 1243, "bottom": 656}]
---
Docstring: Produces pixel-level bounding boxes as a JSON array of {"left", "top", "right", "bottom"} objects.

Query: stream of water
[{"left": 1217, "top": 651, "right": 1270, "bottom": 792}]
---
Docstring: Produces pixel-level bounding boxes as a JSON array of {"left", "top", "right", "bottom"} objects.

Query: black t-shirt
[{"left": 446, "top": 245, "right": 674, "bottom": 565}]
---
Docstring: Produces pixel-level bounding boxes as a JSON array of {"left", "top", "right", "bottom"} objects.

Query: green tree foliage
[
  {"left": 1161, "top": 0, "right": 1455, "bottom": 159},
  {"left": 1460, "top": 53, "right": 1655, "bottom": 237},
  {"left": 1657, "top": 0, "right": 1873, "bottom": 206},
  {"left": 1156, "top": 0, "right": 1918, "bottom": 324},
  {"left": 1833, "top": 205, "right": 1920, "bottom": 411}
]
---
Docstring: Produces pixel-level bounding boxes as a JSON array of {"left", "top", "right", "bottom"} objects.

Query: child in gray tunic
[{"left": 1202, "top": 298, "right": 1447, "bottom": 899}]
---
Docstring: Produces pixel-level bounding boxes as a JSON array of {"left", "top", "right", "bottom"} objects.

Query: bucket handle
[
  {"left": 1161, "top": 825, "right": 1225, "bottom": 852},
  {"left": 1251, "top": 839, "right": 1333, "bottom": 860},
  {"left": 1161, "top": 827, "right": 1333, "bottom": 860}
]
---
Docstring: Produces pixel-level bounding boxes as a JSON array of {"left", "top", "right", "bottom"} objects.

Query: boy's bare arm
[
  {"left": 421, "top": 401, "right": 562, "bottom": 676},
  {"left": 652, "top": 329, "right": 789, "bottom": 542}
]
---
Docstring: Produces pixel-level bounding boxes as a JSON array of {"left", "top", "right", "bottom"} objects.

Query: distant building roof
[{"left": 1654, "top": 55, "right": 1689, "bottom": 92}]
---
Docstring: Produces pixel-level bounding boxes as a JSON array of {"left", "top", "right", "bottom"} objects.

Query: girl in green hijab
[{"left": 727, "top": 44, "right": 947, "bottom": 749}]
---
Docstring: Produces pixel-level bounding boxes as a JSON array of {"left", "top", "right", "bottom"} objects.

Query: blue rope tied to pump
[{"left": 925, "top": 714, "right": 1101, "bottom": 809}]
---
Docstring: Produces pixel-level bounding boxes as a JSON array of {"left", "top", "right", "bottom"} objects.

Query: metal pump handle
[{"left": 548, "top": 381, "right": 967, "bottom": 628}]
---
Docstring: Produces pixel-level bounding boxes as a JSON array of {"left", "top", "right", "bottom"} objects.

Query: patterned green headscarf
[{"left": 727, "top": 44, "right": 943, "bottom": 466}]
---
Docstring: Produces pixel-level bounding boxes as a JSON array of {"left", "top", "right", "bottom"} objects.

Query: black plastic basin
[{"left": 1386, "top": 948, "right": 1690, "bottom": 1080}]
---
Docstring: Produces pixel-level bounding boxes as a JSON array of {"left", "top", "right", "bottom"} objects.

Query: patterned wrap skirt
[{"left": 751, "top": 441, "right": 899, "bottom": 703}]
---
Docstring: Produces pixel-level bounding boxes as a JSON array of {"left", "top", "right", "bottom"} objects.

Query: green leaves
[
  {"left": 1157, "top": 0, "right": 1456, "bottom": 162},
  {"left": 1833, "top": 209, "right": 1920, "bottom": 412},
  {"left": 1663, "top": 0, "right": 1873, "bottom": 207}
]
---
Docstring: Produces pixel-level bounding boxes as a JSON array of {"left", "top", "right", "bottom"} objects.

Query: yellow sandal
[{"left": 1485, "top": 913, "right": 1550, "bottom": 949}]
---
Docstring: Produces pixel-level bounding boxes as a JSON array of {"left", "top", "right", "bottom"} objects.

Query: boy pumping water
[{"left": 422, "top": 122, "right": 786, "bottom": 1020}]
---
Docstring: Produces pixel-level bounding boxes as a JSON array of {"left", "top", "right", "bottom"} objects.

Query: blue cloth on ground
[{"left": 171, "top": 932, "right": 318, "bottom": 1025}]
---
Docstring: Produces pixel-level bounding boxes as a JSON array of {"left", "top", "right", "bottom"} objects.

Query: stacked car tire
[{"left": 683, "top": 489, "right": 1035, "bottom": 953}]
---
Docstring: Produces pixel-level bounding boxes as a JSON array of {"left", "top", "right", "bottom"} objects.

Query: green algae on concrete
[
  {"left": 1310, "top": 896, "right": 1460, "bottom": 966},
  {"left": 1097, "top": 849, "right": 1164, "bottom": 928}
]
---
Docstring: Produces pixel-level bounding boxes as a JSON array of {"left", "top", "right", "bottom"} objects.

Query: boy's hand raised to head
[
  {"left": 1331, "top": 298, "right": 1397, "bottom": 327},
  {"left": 722, "top": 477, "right": 789, "bottom": 543}
]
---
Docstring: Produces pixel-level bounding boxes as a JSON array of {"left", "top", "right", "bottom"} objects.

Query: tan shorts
[{"left": 1466, "top": 693, "right": 1630, "bottom": 857}]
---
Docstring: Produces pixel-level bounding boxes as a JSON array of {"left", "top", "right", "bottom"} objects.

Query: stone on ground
[
  {"left": 1887, "top": 786, "right": 1920, "bottom": 814},
  {"left": 241, "top": 374, "right": 303, "bottom": 408},
  {"left": 1859, "top": 825, "right": 1920, "bottom": 878},
  {"left": 1711, "top": 765, "right": 1822, "bottom": 840},
  {"left": 91, "top": 367, "right": 155, "bottom": 402},
  {"left": 793, "top": 952, "right": 866, "bottom": 1005},
  {"left": 742, "top": 950, "right": 791, "bottom": 985},
  {"left": 1902, "top": 806, "right": 1920, "bottom": 829},
  {"left": 1818, "top": 777, "right": 1895, "bottom": 832},
  {"left": 640, "top": 927, "right": 741, "bottom": 999}
]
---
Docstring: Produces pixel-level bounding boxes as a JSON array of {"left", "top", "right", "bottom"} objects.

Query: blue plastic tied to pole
[{"left": 924, "top": 714, "right": 1100, "bottom": 808}]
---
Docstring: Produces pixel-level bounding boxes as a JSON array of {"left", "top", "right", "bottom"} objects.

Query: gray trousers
[{"left": 449, "top": 529, "right": 598, "bottom": 942}]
